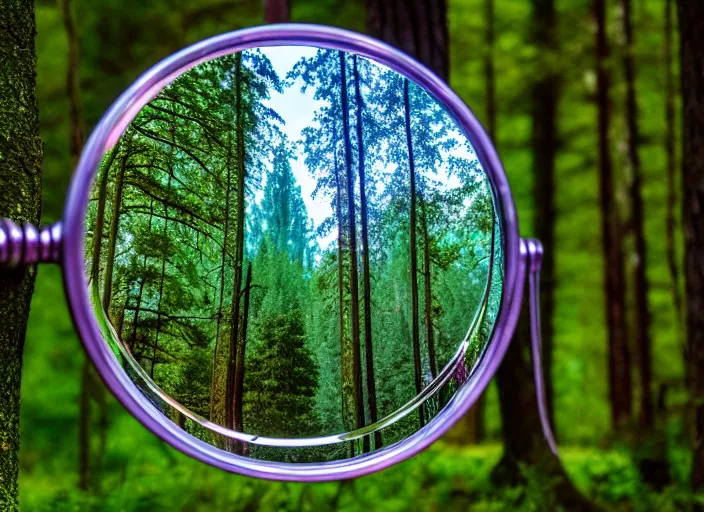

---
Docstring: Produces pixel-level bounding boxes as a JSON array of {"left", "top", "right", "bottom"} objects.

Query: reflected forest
[{"left": 85, "top": 47, "right": 500, "bottom": 462}]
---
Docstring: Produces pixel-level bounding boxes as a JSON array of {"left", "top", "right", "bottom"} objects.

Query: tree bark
[
  {"left": 263, "top": 0, "right": 289, "bottom": 24},
  {"left": 333, "top": 123, "right": 355, "bottom": 456},
  {"left": 621, "top": 0, "right": 653, "bottom": 433},
  {"left": 421, "top": 202, "right": 437, "bottom": 380},
  {"left": 677, "top": 0, "right": 704, "bottom": 494},
  {"left": 494, "top": 300, "right": 599, "bottom": 511},
  {"left": 339, "top": 51, "right": 366, "bottom": 441},
  {"left": 664, "top": 0, "right": 683, "bottom": 344},
  {"left": 403, "top": 78, "right": 425, "bottom": 428},
  {"left": 60, "top": 0, "right": 82, "bottom": 167},
  {"left": 531, "top": 0, "right": 559, "bottom": 433},
  {"left": 226, "top": 52, "right": 245, "bottom": 437},
  {"left": 90, "top": 150, "right": 116, "bottom": 285},
  {"left": 595, "top": 0, "right": 632, "bottom": 430},
  {"left": 353, "top": 55, "right": 381, "bottom": 450},
  {"left": 232, "top": 262, "right": 252, "bottom": 455},
  {"left": 150, "top": 174, "right": 171, "bottom": 379},
  {"left": 0, "top": 0, "right": 42, "bottom": 507},
  {"left": 102, "top": 148, "right": 129, "bottom": 313},
  {"left": 366, "top": 0, "right": 448, "bottom": 81},
  {"left": 210, "top": 133, "right": 233, "bottom": 425},
  {"left": 458, "top": 0, "right": 497, "bottom": 445}
]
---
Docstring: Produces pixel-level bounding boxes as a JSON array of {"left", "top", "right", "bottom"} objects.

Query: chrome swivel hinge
[{"left": 0, "top": 219, "right": 63, "bottom": 267}]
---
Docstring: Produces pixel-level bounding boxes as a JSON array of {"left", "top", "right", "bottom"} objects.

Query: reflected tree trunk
[
  {"left": 339, "top": 51, "right": 366, "bottom": 442},
  {"left": 151, "top": 173, "right": 172, "bottom": 379},
  {"left": 210, "top": 134, "right": 234, "bottom": 425},
  {"left": 233, "top": 262, "right": 252, "bottom": 454},
  {"left": 226, "top": 51, "right": 245, "bottom": 439},
  {"left": 102, "top": 147, "right": 129, "bottom": 313},
  {"left": 353, "top": 54, "right": 381, "bottom": 450},
  {"left": 333, "top": 123, "right": 355, "bottom": 456},
  {"left": 421, "top": 197, "right": 437, "bottom": 381},
  {"left": 677, "top": 0, "right": 704, "bottom": 494},
  {"left": 403, "top": 78, "right": 425, "bottom": 428},
  {"left": 595, "top": 0, "right": 632, "bottom": 430},
  {"left": 90, "top": 150, "right": 116, "bottom": 286}
]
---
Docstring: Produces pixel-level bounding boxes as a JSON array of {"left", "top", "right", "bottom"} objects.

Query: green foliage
[{"left": 23, "top": 0, "right": 690, "bottom": 508}]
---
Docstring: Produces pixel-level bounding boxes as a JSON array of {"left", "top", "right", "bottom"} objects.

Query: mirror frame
[{"left": 62, "top": 23, "right": 524, "bottom": 481}]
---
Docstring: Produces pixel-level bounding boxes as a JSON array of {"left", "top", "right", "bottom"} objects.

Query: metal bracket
[
  {"left": 521, "top": 238, "right": 558, "bottom": 455},
  {"left": 0, "top": 219, "right": 63, "bottom": 267}
]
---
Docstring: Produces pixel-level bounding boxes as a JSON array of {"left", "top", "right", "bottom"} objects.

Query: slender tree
[
  {"left": 664, "top": 0, "right": 683, "bottom": 340},
  {"left": 233, "top": 262, "right": 252, "bottom": 454},
  {"left": 102, "top": 147, "right": 130, "bottom": 312},
  {"left": 403, "top": 78, "right": 425, "bottom": 428},
  {"left": 353, "top": 55, "right": 381, "bottom": 449},
  {"left": 595, "top": 0, "right": 632, "bottom": 430},
  {"left": 226, "top": 51, "right": 246, "bottom": 438},
  {"left": 620, "top": 0, "right": 653, "bottom": 432},
  {"left": 366, "top": 0, "right": 448, "bottom": 80},
  {"left": 60, "top": 0, "right": 110, "bottom": 491},
  {"left": 677, "top": 0, "right": 704, "bottom": 493},
  {"left": 0, "top": 1, "right": 43, "bottom": 506},
  {"left": 339, "top": 51, "right": 366, "bottom": 441},
  {"left": 531, "top": 0, "right": 559, "bottom": 430}
]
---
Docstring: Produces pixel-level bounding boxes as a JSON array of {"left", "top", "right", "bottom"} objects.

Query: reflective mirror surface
[{"left": 84, "top": 46, "right": 503, "bottom": 462}]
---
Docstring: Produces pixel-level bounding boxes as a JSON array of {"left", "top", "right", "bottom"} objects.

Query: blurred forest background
[{"left": 2, "top": 0, "right": 698, "bottom": 509}]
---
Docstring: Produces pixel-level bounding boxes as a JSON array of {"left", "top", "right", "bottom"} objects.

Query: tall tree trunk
[
  {"left": 595, "top": 0, "right": 632, "bottom": 431},
  {"left": 421, "top": 202, "right": 437, "bottom": 380},
  {"left": 263, "top": 0, "right": 289, "bottom": 23},
  {"left": 621, "top": 0, "right": 653, "bottom": 433},
  {"left": 353, "top": 55, "right": 381, "bottom": 450},
  {"left": 366, "top": 0, "right": 448, "bottom": 80},
  {"left": 128, "top": 201, "right": 154, "bottom": 355},
  {"left": 453, "top": 0, "right": 496, "bottom": 445},
  {"left": 490, "top": 0, "right": 600, "bottom": 507},
  {"left": 60, "top": 0, "right": 82, "bottom": 165},
  {"left": 0, "top": 1, "right": 42, "bottom": 506},
  {"left": 210, "top": 135, "right": 233, "bottom": 425},
  {"left": 233, "top": 262, "right": 252, "bottom": 455},
  {"left": 90, "top": 150, "right": 117, "bottom": 286},
  {"left": 664, "top": 0, "right": 683, "bottom": 346},
  {"left": 150, "top": 174, "right": 171, "bottom": 379},
  {"left": 366, "top": 0, "right": 449, "bottom": 433},
  {"left": 403, "top": 78, "right": 425, "bottom": 428},
  {"left": 333, "top": 125, "right": 355, "bottom": 456},
  {"left": 677, "top": 0, "right": 704, "bottom": 494},
  {"left": 226, "top": 52, "right": 245, "bottom": 436},
  {"left": 102, "top": 148, "right": 129, "bottom": 313},
  {"left": 60, "top": 0, "right": 111, "bottom": 492},
  {"left": 531, "top": 0, "right": 559, "bottom": 433},
  {"left": 339, "top": 51, "right": 366, "bottom": 441},
  {"left": 484, "top": 0, "right": 496, "bottom": 142}
]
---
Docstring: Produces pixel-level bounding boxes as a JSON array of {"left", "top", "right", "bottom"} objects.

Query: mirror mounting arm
[
  {"left": 0, "top": 219, "right": 63, "bottom": 267},
  {"left": 521, "top": 237, "right": 558, "bottom": 455}
]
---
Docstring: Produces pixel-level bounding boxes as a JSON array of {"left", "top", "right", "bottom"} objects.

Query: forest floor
[{"left": 18, "top": 269, "right": 692, "bottom": 512}]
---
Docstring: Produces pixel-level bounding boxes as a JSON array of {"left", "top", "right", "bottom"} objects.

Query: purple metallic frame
[{"left": 23, "top": 24, "right": 526, "bottom": 481}]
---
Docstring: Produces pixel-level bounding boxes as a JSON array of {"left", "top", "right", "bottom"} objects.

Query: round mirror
[{"left": 83, "top": 44, "right": 503, "bottom": 464}]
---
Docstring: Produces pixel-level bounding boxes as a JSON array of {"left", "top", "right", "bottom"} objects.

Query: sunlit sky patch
[{"left": 255, "top": 46, "right": 482, "bottom": 252}]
